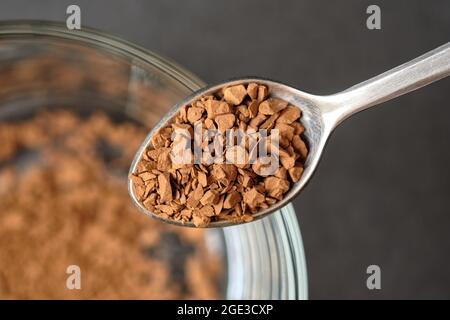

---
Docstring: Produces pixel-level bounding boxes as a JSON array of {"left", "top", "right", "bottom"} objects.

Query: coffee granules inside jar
[
  {"left": 0, "top": 110, "right": 222, "bottom": 299},
  {"left": 131, "top": 83, "right": 308, "bottom": 227}
]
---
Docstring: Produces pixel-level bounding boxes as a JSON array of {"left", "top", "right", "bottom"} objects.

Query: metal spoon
[{"left": 129, "top": 42, "right": 450, "bottom": 228}]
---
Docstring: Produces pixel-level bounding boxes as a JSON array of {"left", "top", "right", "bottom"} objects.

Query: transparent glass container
[{"left": 0, "top": 21, "right": 307, "bottom": 299}]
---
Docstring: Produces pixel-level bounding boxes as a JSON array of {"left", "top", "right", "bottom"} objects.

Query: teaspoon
[{"left": 129, "top": 42, "right": 450, "bottom": 228}]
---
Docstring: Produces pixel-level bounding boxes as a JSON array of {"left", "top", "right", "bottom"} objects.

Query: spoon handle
[{"left": 324, "top": 42, "right": 450, "bottom": 126}]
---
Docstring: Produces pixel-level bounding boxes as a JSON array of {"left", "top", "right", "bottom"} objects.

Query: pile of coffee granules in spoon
[
  {"left": 0, "top": 110, "right": 222, "bottom": 299},
  {"left": 130, "top": 83, "right": 308, "bottom": 227}
]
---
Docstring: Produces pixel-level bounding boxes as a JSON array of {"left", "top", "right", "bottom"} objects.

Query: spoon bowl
[{"left": 129, "top": 43, "right": 450, "bottom": 228}]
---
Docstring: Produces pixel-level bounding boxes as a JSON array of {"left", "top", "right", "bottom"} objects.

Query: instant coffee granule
[
  {"left": 131, "top": 83, "right": 308, "bottom": 227},
  {"left": 0, "top": 110, "right": 222, "bottom": 299}
]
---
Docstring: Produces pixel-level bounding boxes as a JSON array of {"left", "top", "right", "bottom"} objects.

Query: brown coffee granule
[
  {"left": 0, "top": 110, "right": 222, "bottom": 299},
  {"left": 131, "top": 83, "right": 308, "bottom": 227}
]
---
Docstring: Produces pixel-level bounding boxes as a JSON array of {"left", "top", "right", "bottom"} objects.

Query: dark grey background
[{"left": 1, "top": 0, "right": 449, "bottom": 299}]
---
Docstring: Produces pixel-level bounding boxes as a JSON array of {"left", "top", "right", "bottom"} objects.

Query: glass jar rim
[{"left": 0, "top": 20, "right": 203, "bottom": 93}]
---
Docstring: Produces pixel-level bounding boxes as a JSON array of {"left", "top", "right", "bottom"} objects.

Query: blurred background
[{"left": 0, "top": 0, "right": 449, "bottom": 299}]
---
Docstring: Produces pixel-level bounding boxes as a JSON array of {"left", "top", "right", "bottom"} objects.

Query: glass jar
[{"left": 0, "top": 21, "right": 307, "bottom": 299}]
